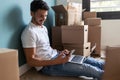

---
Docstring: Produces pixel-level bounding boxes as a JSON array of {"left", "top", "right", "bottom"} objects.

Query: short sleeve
[{"left": 21, "top": 29, "right": 36, "bottom": 48}]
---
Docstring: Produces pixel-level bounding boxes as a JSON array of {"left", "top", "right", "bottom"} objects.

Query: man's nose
[{"left": 41, "top": 16, "right": 46, "bottom": 20}]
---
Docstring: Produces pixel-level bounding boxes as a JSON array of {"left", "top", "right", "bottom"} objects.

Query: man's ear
[{"left": 31, "top": 12, "right": 34, "bottom": 17}]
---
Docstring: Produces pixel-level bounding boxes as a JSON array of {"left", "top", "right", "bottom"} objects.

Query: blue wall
[{"left": 0, "top": 0, "right": 56, "bottom": 66}]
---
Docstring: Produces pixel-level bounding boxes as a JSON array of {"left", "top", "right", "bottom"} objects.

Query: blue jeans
[{"left": 40, "top": 56, "right": 104, "bottom": 80}]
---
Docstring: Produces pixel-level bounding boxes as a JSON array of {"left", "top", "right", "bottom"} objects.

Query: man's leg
[
  {"left": 84, "top": 57, "right": 105, "bottom": 70},
  {"left": 41, "top": 62, "right": 103, "bottom": 79}
]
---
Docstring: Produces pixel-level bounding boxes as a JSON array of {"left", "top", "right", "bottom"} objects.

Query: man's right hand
[{"left": 54, "top": 51, "right": 70, "bottom": 64}]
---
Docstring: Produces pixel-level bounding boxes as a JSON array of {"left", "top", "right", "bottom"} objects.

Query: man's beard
[{"left": 32, "top": 17, "right": 43, "bottom": 26}]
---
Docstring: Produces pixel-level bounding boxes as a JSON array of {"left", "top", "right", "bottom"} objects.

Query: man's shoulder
[
  {"left": 23, "top": 23, "right": 35, "bottom": 32},
  {"left": 21, "top": 24, "right": 34, "bottom": 37}
]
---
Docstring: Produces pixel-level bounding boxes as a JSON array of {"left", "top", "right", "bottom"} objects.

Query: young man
[{"left": 21, "top": 0, "right": 104, "bottom": 80}]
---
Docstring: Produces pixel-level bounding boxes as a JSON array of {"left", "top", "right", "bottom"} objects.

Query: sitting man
[{"left": 21, "top": 0, "right": 104, "bottom": 80}]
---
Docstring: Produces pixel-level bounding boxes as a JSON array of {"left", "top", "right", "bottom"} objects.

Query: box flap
[
  {"left": 0, "top": 48, "right": 17, "bottom": 54},
  {"left": 52, "top": 5, "right": 67, "bottom": 13}
]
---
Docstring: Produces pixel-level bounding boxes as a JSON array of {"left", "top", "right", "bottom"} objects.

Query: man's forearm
[{"left": 27, "top": 57, "right": 61, "bottom": 67}]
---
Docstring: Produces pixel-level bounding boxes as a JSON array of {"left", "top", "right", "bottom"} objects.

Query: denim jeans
[{"left": 40, "top": 56, "right": 104, "bottom": 80}]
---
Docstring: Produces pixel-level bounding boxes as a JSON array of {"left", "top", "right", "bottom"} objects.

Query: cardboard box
[
  {"left": 83, "top": 42, "right": 91, "bottom": 56},
  {"left": 61, "top": 25, "right": 88, "bottom": 44},
  {"left": 102, "top": 46, "right": 120, "bottom": 80},
  {"left": 88, "top": 26, "right": 101, "bottom": 54},
  {"left": 0, "top": 48, "right": 19, "bottom": 80},
  {"left": 84, "top": 18, "right": 101, "bottom": 26},
  {"left": 83, "top": 11, "right": 97, "bottom": 20},
  {"left": 88, "top": 25, "right": 101, "bottom": 27},
  {"left": 52, "top": 27, "right": 62, "bottom": 44},
  {"left": 52, "top": 27, "right": 63, "bottom": 50},
  {"left": 52, "top": 44, "right": 64, "bottom": 51},
  {"left": 52, "top": 3, "right": 82, "bottom": 26},
  {"left": 63, "top": 42, "right": 91, "bottom": 56}
]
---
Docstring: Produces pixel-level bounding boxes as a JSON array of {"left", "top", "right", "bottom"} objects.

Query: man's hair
[{"left": 30, "top": 0, "right": 49, "bottom": 12}]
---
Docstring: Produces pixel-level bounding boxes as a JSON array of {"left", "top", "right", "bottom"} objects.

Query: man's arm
[{"left": 23, "top": 48, "right": 70, "bottom": 67}]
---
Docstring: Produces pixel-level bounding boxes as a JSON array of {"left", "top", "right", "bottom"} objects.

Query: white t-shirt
[{"left": 21, "top": 22, "right": 58, "bottom": 71}]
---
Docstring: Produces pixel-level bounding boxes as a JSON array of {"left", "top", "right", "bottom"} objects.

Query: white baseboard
[{"left": 19, "top": 64, "right": 31, "bottom": 76}]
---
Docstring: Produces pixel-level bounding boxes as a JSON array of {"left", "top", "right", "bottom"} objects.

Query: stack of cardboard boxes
[
  {"left": 52, "top": 2, "right": 82, "bottom": 51},
  {"left": 52, "top": 25, "right": 91, "bottom": 56},
  {"left": 52, "top": 27, "right": 63, "bottom": 51},
  {"left": 61, "top": 25, "right": 91, "bottom": 56},
  {"left": 52, "top": 2, "right": 101, "bottom": 56},
  {"left": 51, "top": 2, "right": 91, "bottom": 56},
  {"left": 83, "top": 12, "right": 101, "bottom": 54}
]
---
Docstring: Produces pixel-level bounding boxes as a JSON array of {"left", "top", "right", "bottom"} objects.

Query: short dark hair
[{"left": 30, "top": 0, "right": 49, "bottom": 12}]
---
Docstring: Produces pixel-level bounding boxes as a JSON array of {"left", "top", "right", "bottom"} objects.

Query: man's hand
[
  {"left": 53, "top": 50, "right": 70, "bottom": 64},
  {"left": 61, "top": 49, "right": 70, "bottom": 55}
]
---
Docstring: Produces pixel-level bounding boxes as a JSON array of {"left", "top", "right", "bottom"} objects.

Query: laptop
[
  {"left": 68, "top": 49, "right": 87, "bottom": 64},
  {"left": 68, "top": 44, "right": 96, "bottom": 64}
]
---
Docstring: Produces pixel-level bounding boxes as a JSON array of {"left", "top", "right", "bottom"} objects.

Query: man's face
[{"left": 31, "top": 9, "right": 48, "bottom": 26}]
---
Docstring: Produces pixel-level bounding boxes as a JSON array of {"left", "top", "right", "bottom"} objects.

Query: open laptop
[
  {"left": 68, "top": 49, "right": 86, "bottom": 64},
  {"left": 68, "top": 44, "right": 96, "bottom": 64}
]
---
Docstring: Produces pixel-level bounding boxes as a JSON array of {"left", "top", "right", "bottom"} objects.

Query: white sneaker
[{"left": 78, "top": 76, "right": 94, "bottom": 79}]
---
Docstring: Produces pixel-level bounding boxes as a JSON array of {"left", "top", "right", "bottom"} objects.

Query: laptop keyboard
[{"left": 71, "top": 55, "right": 83, "bottom": 62}]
